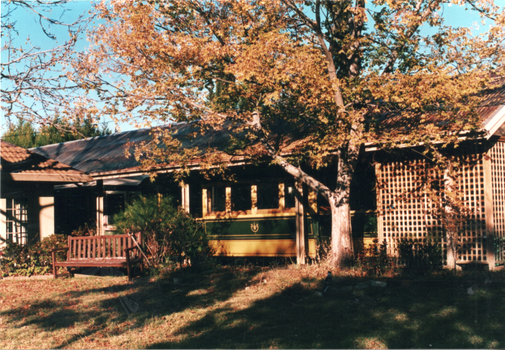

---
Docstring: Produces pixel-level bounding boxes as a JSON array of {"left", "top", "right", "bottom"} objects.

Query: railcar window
[
  {"left": 257, "top": 182, "right": 279, "bottom": 209},
  {"left": 284, "top": 181, "right": 296, "bottom": 208},
  {"left": 210, "top": 186, "right": 226, "bottom": 212},
  {"left": 231, "top": 183, "right": 252, "bottom": 211}
]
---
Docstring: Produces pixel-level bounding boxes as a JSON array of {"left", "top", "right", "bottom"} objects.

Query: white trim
[
  {"left": 483, "top": 105, "right": 505, "bottom": 139},
  {"left": 9, "top": 173, "right": 93, "bottom": 183}
]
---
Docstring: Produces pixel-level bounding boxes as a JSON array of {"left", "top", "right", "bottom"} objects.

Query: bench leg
[
  {"left": 52, "top": 251, "right": 57, "bottom": 279},
  {"left": 127, "top": 263, "right": 132, "bottom": 281}
]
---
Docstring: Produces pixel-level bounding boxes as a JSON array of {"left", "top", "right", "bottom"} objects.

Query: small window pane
[
  {"left": 231, "top": 184, "right": 251, "bottom": 212},
  {"left": 257, "top": 182, "right": 279, "bottom": 209}
]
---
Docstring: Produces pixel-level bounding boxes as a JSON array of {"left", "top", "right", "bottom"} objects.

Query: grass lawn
[{"left": 0, "top": 264, "right": 504, "bottom": 349}]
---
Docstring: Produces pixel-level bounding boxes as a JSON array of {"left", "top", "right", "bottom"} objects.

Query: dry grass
[{"left": 0, "top": 264, "right": 504, "bottom": 349}]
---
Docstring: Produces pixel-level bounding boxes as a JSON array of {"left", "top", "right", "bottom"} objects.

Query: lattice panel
[
  {"left": 453, "top": 152, "right": 487, "bottom": 263},
  {"left": 490, "top": 141, "right": 505, "bottom": 263},
  {"left": 376, "top": 150, "right": 488, "bottom": 265},
  {"left": 377, "top": 159, "right": 444, "bottom": 259}
]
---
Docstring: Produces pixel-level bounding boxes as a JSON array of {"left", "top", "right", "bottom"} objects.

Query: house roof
[
  {"left": 31, "top": 80, "right": 505, "bottom": 180},
  {"left": 31, "top": 122, "right": 246, "bottom": 178},
  {"left": 1, "top": 140, "right": 93, "bottom": 183},
  {"left": 479, "top": 83, "right": 505, "bottom": 137}
]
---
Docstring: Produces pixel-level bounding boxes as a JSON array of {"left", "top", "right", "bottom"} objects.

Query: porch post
[
  {"left": 181, "top": 183, "right": 190, "bottom": 213},
  {"left": 295, "top": 180, "right": 306, "bottom": 265},
  {"left": 96, "top": 180, "right": 104, "bottom": 236}
]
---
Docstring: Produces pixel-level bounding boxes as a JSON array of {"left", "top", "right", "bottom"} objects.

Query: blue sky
[{"left": 2, "top": 0, "right": 504, "bottom": 134}]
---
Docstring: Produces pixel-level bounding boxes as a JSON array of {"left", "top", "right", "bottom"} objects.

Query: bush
[
  {"left": 397, "top": 237, "right": 443, "bottom": 274},
  {"left": 356, "top": 238, "right": 393, "bottom": 276},
  {"left": 70, "top": 223, "right": 96, "bottom": 237},
  {"left": 113, "top": 195, "right": 210, "bottom": 267},
  {"left": 0, "top": 234, "right": 68, "bottom": 276}
]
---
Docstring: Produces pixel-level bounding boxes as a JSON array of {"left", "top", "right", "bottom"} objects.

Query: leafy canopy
[{"left": 73, "top": 0, "right": 505, "bottom": 169}]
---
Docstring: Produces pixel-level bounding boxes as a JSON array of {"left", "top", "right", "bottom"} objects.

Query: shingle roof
[
  {"left": 1, "top": 140, "right": 93, "bottom": 182},
  {"left": 31, "top": 122, "right": 237, "bottom": 177}
]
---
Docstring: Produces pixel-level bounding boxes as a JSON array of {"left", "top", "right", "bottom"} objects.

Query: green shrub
[
  {"left": 0, "top": 234, "right": 68, "bottom": 276},
  {"left": 397, "top": 237, "right": 443, "bottom": 274},
  {"left": 113, "top": 195, "right": 210, "bottom": 267}
]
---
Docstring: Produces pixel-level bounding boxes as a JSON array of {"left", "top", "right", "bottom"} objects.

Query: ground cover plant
[{"left": 0, "top": 263, "right": 504, "bottom": 349}]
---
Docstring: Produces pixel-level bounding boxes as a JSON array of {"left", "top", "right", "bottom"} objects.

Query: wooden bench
[{"left": 51, "top": 233, "right": 143, "bottom": 281}]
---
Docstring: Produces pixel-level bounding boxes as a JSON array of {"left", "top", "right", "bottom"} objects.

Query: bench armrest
[{"left": 124, "top": 246, "right": 138, "bottom": 253}]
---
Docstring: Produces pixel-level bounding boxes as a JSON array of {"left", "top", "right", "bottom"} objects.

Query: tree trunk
[{"left": 329, "top": 193, "right": 354, "bottom": 266}]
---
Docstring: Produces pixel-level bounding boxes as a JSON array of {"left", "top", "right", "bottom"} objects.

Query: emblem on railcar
[{"left": 251, "top": 222, "right": 259, "bottom": 233}]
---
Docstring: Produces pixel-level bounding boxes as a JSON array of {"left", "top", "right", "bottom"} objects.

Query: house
[
  {"left": 0, "top": 141, "right": 92, "bottom": 248},
  {"left": 30, "top": 83, "right": 505, "bottom": 270}
]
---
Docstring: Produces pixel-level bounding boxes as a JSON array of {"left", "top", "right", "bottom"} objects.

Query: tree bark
[{"left": 329, "top": 196, "right": 354, "bottom": 266}]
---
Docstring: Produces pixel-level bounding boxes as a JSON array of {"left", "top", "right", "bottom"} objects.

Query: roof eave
[{"left": 8, "top": 173, "right": 93, "bottom": 183}]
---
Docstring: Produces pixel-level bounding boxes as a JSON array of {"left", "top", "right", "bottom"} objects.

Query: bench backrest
[{"left": 66, "top": 233, "right": 142, "bottom": 260}]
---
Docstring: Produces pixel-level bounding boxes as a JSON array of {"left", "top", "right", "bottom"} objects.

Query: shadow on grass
[
  {"left": 0, "top": 264, "right": 267, "bottom": 348},
  {"left": 1, "top": 267, "right": 505, "bottom": 349},
  {"left": 143, "top": 275, "right": 505, "bottom": 349}
]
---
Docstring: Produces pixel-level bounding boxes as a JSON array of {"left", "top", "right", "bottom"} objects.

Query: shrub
[
  {"left": 113, "top": 195, "right": 210, "bottom": 267},
  {"left": 397, "top": 237, "right": 443, "bottom": 274},
  {"left": 70, "top": 223, "right": 96, "bottom": 237},
  {"left": 357, "top": 238, "right": 393, "bottom": 276},
  {"left": 0, "top": 234, "right": 68, "bottom": 276}
]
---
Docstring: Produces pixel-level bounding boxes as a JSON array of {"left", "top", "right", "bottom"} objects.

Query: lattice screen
[
  {"left": 453, "top": 151, "right": 487, "bottom": 263},
  {"left": 490, "top": 141, "right": 505, "bottom": 264},
  {"left": 376, "top": 148, "right": 490, "bottom": 266},
  {"left": 377, "top": 159, "right": 444, "bottom": 260}
]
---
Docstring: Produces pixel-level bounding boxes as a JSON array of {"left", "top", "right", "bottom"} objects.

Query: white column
[
  {"left": 181, "top": 183, "right": 190, "bottom": 213},
  {"left": 39, "top": 197, "right": 54, "bottom": 240},
  {"left": 295, "top": 180, "right": 306, "bottom": 265}
]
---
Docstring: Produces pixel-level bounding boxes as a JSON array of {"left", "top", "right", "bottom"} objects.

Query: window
[
  {"left": 204, "top": 180, "right": 297, "bottom": 216},
  {"left": 6, "top": 198, "right": 28, "bottom": 245},
  {"left": 231, "top": 183, "right": 252, "bottom": 212},
  {"left": 284, "top": 181, "right": 296, "bottom": 208},
  {"left": 257, "top": 182, "right": 279, "bottom": 209},
  {"left": 104, "top": 191, "right": 139, "bottom": 226},
  {"left": 209, "top": 185, "right": 226, "bottom": 212},
  {"left": 105, "top": 192, "right": 125, "bottom": 225}
]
